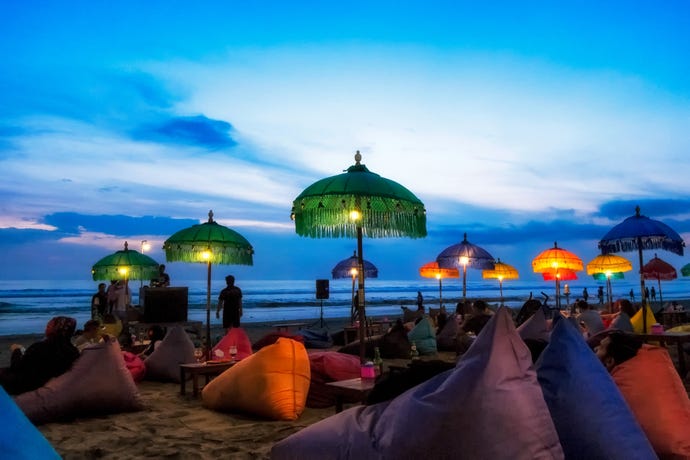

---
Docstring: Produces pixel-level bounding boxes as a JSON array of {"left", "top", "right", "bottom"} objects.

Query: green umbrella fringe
[
  {"left": 164, "top": 247, "right": 254, "bottom": 265},
  {"left": 92, "top": 266, "right": 160, "bottom": 281},
  {"left": 294, "top": 209, "right": 426, "bottom": 238},
  {"left": 599, "top": 237, "right": 684, "bottom": 256}
]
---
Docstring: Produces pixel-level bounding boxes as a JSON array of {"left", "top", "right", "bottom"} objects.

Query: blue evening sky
[{"left": 1, "top": 1, "right": 690, "bottom": 284}]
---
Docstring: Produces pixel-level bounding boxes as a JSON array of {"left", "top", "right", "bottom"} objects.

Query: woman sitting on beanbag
[
  {"left": 0, "top": 316, "right": 80, "bottom": 395},
  {"left": 139, "top": 325, "right": 166, "bottom": 357}
]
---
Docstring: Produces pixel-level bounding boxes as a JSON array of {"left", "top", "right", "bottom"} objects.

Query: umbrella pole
[
  {"left": 658, "top": 278, "right": 663, "bottom": 313},
  {"left": 607, "top": 276, "right": 613, "bottom": 313},
  {"left": 357, "top": 226, "right": 366, "bottom": 363},
  {"left": 637, "top": 241, "right": 648, "bottom": 332},
  {"left": 439, "top": 278, "right": 443, "bottom": 309},
  {"left": 462, "top": 264, "right": 467, "bottom": 301},
  {"left": 351, "top": 274, "right": 356, "bottom": 324},
  {"left": 206, "top": 260, "right": 212, "bottom": 361},
  {"left": 499, "top": 279, "right": 504, "bottom": 306}
]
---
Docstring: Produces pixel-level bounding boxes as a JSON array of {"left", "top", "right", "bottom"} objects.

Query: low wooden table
[
  {"left": 325, "top": 377, "right": 376, "bottom": 413},
  {"left": 179, "top": 361, "right": 235, "bottom": 397},
  {"left": 271, "top": 322, "right": 308, "bottom": 333},
  {"left": 635, "top": 331, "right": 690, "bottom": 378}
]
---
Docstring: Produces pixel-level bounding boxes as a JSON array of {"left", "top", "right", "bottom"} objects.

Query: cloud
[
  {"left": 42, "top": 213, "right": 200, "bottom": 237},
  {"left": 132, "top": 115, "right": 237, "bottom": 149}
]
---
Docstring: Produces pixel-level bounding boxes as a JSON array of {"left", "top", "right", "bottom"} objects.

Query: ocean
[{"left": 1, "top": 277, "right": 689, "bottom": 336}]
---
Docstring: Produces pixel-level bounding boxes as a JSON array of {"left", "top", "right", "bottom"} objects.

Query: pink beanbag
[
  {"left": 212, "top": 327, "right": 253, "bottom": 360},
  {"left": 15, "top": 339, "right": 143, "bottom": 424},
  {"left": 307, "top": 351, "right": 361, "bottom": 408},
  {"left": 122, "top": 351, "right": 146, "bottom": 382}
]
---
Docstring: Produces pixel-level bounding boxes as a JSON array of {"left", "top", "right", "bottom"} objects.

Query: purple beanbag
[
  {"left": 272, "top": 307, "right": 564, "bottom": 459},
  {"left": 15, "top": 339, "right": 143, "bottom": 424},
  {"left": 144, "top": 326, "right": 196, "bottom": 382},
  {"left": 536, "top": 316, "right": 656, "bottom": 459}
]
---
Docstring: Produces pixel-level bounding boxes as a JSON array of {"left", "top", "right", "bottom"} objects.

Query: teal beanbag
[
  {"left": 0, "top": 387, "right": 59, "bottom": 459},
  {"left": 407, "top": 316, "right": 437, "bottom": 355},
  {"left": 536, "top": 317, "right": 656, "bottom": 459},
  {"left": 272, "top": 307, "right": 564, "bottom": 459}
]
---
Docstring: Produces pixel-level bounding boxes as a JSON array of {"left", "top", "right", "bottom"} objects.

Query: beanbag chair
[
  {"left": 296, "top": 328, "right": 333, "bottom": 349},
  {"left": 536, "top": 317, "right": 655, "bottom": 459},
  {"left": 272, "top": 307, "right": 564, "bottom": 459},
  {"left": 122, "top": 351, "right": 146, "bottom": 382},
  {"left": 0, "top": 387, "right": 60, "bottom": 459},
  {"left": 407, "top": 316, "right": 437, "bottom": 355},
  {"left": 307, "top": 351, "right": 361, "bottom": 408},
  {"left": 611, "top": 345, "right": 690, "bottom": 458},
  {"left": 212, "top": 327, "right": 253, "bottom": 360},
  {"left": 631, "top": 306, "right": 658, "bottom": 333},
  {"left": 436, "top": 313, "right": 459, "bottom": 351},
  {"left": 379, "top": 319, "right": 411, "bottom": 358},
  {"left": 144, "top": 326, "right": 196, "bottom": 382},
  {"left": 252, "top": 331, "right": 304, "bottom": 351},
  {"left": 202, "top": 338, "right": 310, "bottom": 421},
  {"left": 15, "top": 339, "right": 143, "bottom": 424},
  {"left": 517, "top": 306, "right": 550, "bottom": 343}
]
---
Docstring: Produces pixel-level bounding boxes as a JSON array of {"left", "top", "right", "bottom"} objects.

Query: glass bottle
[
  {"left": 410, "top": 341, "right": 420, "bottom": 361},
  {"left": 373, "top": 346, "right": 384, "bottom": 376}
]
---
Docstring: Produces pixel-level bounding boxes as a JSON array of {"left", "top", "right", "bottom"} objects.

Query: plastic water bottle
[{"left": 373, "top": 347, "right": 384, "bottom": 376}]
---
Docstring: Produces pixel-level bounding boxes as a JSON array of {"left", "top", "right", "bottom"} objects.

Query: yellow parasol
[
  {"left": 481, "top": 259, "right": 519, "bottom": 305},
  {"left": 586, "top": 253, "right": 633, "bottom": 312}
]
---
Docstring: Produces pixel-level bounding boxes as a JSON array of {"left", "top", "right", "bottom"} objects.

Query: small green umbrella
[
  {"left": 163, "top": 210, "right": 253, "bottom": 358},
  {"left": 91, "top": 241, "right": 160, "bottom": 281},
  {"left": 291, "top": 151, "right": 426, "bottom": 362}
]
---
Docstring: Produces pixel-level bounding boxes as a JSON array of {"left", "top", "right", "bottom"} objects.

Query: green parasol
[
  {"left": 163, "top": 210, "right": 254, "bottom": 359},
  {"left": 91, "top": 241, "right": 160, "bottom": 281},
  {"left": 291, "top": 151, "right": 426, "bottom": 362}
]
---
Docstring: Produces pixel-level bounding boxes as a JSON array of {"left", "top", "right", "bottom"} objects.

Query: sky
[{"left": 2, "top": 1, "right": 690, "bottom": 285}]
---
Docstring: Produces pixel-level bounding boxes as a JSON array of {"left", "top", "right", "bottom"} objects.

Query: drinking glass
[{"left": 194, "top": 348, "right": 204, "bottom": 363}]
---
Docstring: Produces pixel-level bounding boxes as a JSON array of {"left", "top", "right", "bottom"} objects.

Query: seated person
[
  {"left": 139, "top": 325, "right": 166, "bottom": 357},
  {"left": 461, "top": 300, "right": 494, "bottom": 335},
  {"left": 608, "top": 299, "right": 636, "bottom": 333},
  {"left": 73, "top": 319, "right": 103, "bottom": 352},
  {"left": 0, "top": 316, "right": 80, "bottom": 395},
  {"left": 594, "top": 331, "right": 643, "bottom": 372},
  {"left": 576, "top": 300, "right": 605, "bottom": 338},
  {"left": 150, "top": 264, "right": 170, "bottom": 287}
]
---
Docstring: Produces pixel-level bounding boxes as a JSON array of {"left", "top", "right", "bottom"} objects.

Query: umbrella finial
[
  {"left": 124, "top": 241, "right": 129, "bottom": 251},
  {"left": 635, "top": 205, "right": 641, "bottom": 216},
  {"left": 354, "top": 150, "right": 362, "bottom": 165},
  {"left": 554, "top": 241, "right": 558, "bottom": 248},
  {"left": 352, "top": 250, "right": 357, "bottom": 257},
  {"left": 463, "top": 233, "right": 468, "bottom": 242},
  {"left": 208, "top": 210, "right": 214, "bottom": 223}
]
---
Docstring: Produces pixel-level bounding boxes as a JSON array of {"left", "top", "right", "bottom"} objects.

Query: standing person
[
  {"left": 216, "top": 275, "right": 242, "bottom": 329},
  {"left": 597, "top": 286, "right": 604, "bottom": 305},
  {"left": 151, "top": 264, "right": 170, "bottom": 288},
  {"left": 651, "top": 286, "right": 656, "bottom": 302},
  {"left": 416, "top": 291, "right": 424, "bottom": 309},
  {"left": 645, "top": 287, "right": 650, "bottom": 301},
  {"left": 111, "top": 280, "right": 131, "bottom": 328},
  {"left": 91, "top": 283, "right": 108, "bottom": 320},
  {"left": 582, "top": 287, "right": 589, "bottom": 303},
  {"left": 629, "top": 289, "right": 635, "bottom": 302}
]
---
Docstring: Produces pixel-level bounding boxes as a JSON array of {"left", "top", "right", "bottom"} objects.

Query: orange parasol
[
  {"left": 481, "top": 259, "right": 519, "bottom": 305},
  {"left": 532, "top": 242, "right": 583, "bottom": 309},
  {"left": 586, "top": 254, "right": 633, "bottom": 311},
  {"left": 419, "top": 262, "right": 459, "bottom": 309}
]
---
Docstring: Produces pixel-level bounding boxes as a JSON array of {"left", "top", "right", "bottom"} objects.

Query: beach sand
[
  {"left": 3, "top": 308, "right": 690, "bottom": 459},
  {"left": 0, "top": 317, "right": 361, "bottom": 459}
]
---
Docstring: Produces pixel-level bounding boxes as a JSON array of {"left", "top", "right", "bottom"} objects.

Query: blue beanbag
[
  {"left": 536, "top": 317, "right": 656, "bottom": 459},
  {"left": 0, "top": 387, "right": 59, "bottom": 459},
  {"left": 407, "top": 316, "right": 437, "bottom": 355},
  {"left": 296, "top": 328, "right": 333, "bottom": 349},
  {"left": 272, "top": 307, "right": 564, "bottom": 459}
]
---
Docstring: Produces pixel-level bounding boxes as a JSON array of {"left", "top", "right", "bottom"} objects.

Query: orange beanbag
[
  {"left": 611, "top": 345, "right": 690, "bottom": 457},
  {"left": 212, "top": 327, "right": 253, "bottom": 360},
  {"left": 202, "top": 338, "right": 310, "bottom": 421}
]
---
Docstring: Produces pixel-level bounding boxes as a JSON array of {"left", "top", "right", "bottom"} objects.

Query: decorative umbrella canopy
[
  {"left": 436, "top": 233, "right": 495, "bottom": 300},
  {"left": 163, "top": 210, "right": 254, "bottom": 359},
  {"left": 642, "top": 254, "right": 677, "bottom": 311},
  {"left": 91, "top": 241, "right": 160, "bottom": 281},
  {"left": 541, "top": 268, "right": 578, "bottom": 281},
  {"left": 681, "top": 263, "right": 690, "bottom": 277},
  {"left": 419, "top": 261, "right": 459, "bottom": 309},
  {"left": 482, "top": 259, "right": 518, "bottom": 305},
  {"left": 291, "top": 151, "right": 426, "bottom": 362},
  {"left": 586, "top": 253, "right": 633, "bottom": 312},
  {"left": 532, "top": 242, "right": 583, "bottom": 309},
  {"left": 599, "top": 205, "right": 684, "bottom": 330},
  {"left": 331, "top": 251, "right": 379, "bottom": 279}
]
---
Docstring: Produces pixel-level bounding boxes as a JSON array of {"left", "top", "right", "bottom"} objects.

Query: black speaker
[{"left": 316, "top": 279, "right": 329, "bottom": 299}]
